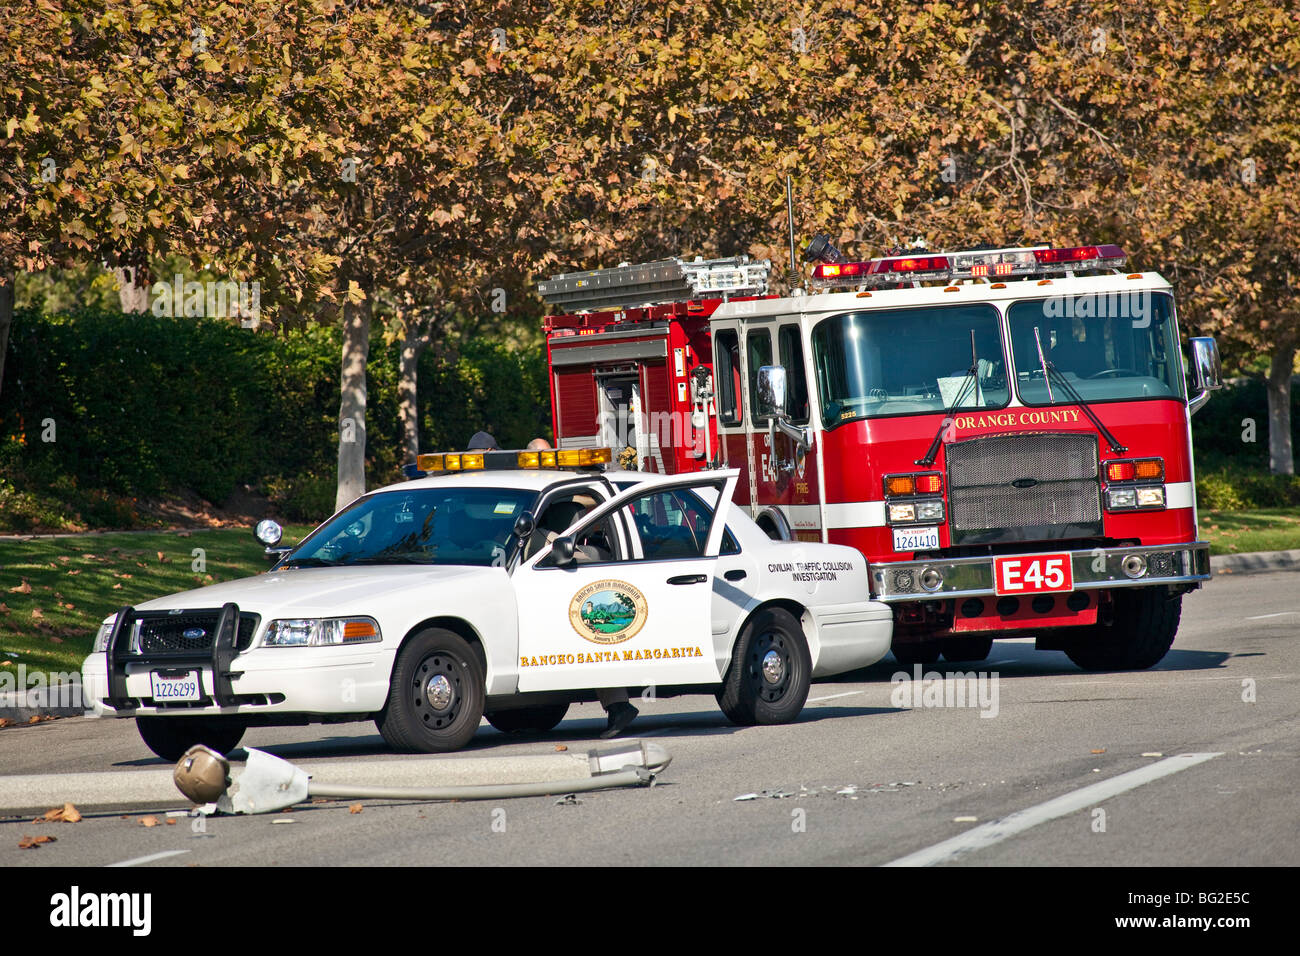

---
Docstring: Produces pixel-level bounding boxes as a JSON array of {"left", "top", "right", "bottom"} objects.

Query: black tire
[
  {"left": 891, "top": 641, "right": 941, "bottom": 667},
  {"left": 717, "top": 606, "right": 811, "bottom": 726},
  {"left": 136, "top": 715, "right": 246, "bottom": 762},
  {"left": 377, "top": 628, "right": 485, "bottom": 753},
  {"left": 485, "top": 703, "right": 569, "bottom": 735},
  {"left": 940, "top": 636, "right": 994, "bottom": 662},
  {"left": 1063, "top": 588, "right": 1182, "bottom": 671}
]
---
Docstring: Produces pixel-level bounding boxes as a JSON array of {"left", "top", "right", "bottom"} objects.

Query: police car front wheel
[
  {"left": 378, "top": 628, "right": 486, "bottom": 753},
  {"left": 717, "top": 607, "right": 811, "bottom": 726}
]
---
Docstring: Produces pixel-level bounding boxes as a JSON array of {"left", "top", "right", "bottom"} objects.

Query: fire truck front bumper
[{"left": 870, "top": 543, "right": 1211, "bottom": 603}]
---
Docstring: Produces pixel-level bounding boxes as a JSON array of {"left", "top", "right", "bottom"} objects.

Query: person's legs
[{"left": 596, "top": 687, "right": 638, "bottom": 738}]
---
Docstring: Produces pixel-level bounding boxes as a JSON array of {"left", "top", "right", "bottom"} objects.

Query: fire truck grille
[
  {"left": 135, "top": 614, "right": 259, "bottom": 654},
  {"left": 946, "top": 433, "right": 1102, "bottom": 544}
]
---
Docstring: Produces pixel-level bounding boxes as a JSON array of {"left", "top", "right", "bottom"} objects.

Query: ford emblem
[
  {"left": 182, "top": 628, "right": 206, "bottom": 640},
  {"left": 1011, "top": 477, "right": 1039, "bottom": 489}
]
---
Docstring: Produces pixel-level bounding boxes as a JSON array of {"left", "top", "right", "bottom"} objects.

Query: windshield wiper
[
  {"left": 917, "top": 330, "right": 980, "bottom": 466},
  {"left": 1032, "top": 326, "right": 1127, "bottom": 454},
  {"left": 282, "top": 557, "right": 335, "bottom": 569}
]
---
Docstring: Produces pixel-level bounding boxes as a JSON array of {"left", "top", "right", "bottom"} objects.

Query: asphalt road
[{"left": 2, "top": 570, "right": 1296, "bottom": 867}]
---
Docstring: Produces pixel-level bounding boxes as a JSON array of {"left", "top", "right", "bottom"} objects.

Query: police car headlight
[
  {"left": 93, "top": 616, "right": 116, "bottom": 653},
  {"left": 263, "top": 617, "right": 382, "bottom": 647}
]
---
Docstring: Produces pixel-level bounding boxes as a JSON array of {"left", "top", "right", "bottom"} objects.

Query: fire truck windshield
[
  {"left": 1007, "top": 292, "right": 1184, "bottom": 406},
  {"left": 811, "top": 304, "right": 1008, "bottom": 426}
]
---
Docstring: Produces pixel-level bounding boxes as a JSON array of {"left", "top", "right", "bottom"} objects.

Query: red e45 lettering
[{"left": 994, "top": 554, "right": 1073, "bottom": 595}]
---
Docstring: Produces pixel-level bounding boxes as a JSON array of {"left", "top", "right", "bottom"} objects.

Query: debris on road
[
  {"left": 349, "top": 803, "right": 363, "bottom": 814},
  {"left": 38, "top": 803, "right": 80, "bottom": 823},
  {"left": 555, "top": 794, "right": 582, "bottom": 806},
  {"left": 18, "top": 834, "right": 56, "bottom": 849},
  {"left": 140, "top": 815, "right": 159, "bottom": 827}
]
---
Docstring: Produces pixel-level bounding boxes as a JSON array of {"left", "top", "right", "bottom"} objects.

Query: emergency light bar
[
  {"left": 810, "top": 244, "right": 1127, "bottom": 290},
  {"left": 410, "top": 447, "right": 614, "bottom": 476},
  {"left": 538, "top": 256, "right": 771, "bottom": 312}
]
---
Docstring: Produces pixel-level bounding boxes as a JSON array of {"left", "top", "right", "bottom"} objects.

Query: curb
[
  {"left": 1210, "top": 548, "right": 1300, "bottom": 575},
  {"left": 0, "top": 686, "right": 85, "bottom": 721}
]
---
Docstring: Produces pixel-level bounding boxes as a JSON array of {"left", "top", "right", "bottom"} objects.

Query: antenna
[{"left": 786, "top": 175, "right": 800, "bottom": 290}]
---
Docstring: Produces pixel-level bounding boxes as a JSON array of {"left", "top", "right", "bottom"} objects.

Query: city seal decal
[{"left": 569, "top": 579, "right": 648, "bottom": 644}]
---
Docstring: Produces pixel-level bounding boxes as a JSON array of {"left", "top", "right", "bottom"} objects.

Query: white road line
[
  {"left": 808, "top": 690, "right": 866, "bottom": 703},
  {"left": 1245, "top": 611, "right": 1300, "bottom": 620},
  {"left": 882, "top": 752, "right": 1223, "bottom": 867},
  {"left": 106, "top": 850, "right": 190, "bottom": 868}
]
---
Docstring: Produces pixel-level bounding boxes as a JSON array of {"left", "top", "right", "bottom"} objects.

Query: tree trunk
[
  {"left": 336, "top": 294, "right": 372, "bottom": 511},
  {"left": 114, "top": 266, "right": 151, "bottom": 314},
  {"left": 0, "top": 265, "right": 14, "bottom": 400},
  {"left": 1267, "top": 344, "right": 1295, "bottom": 476},
  {"left": 398, "top": 321, "right": 427, "bottom": 465}
]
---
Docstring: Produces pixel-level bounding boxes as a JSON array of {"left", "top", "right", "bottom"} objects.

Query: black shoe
[{"left": 599, "top": 702, "right": 639, "bottom": 739}]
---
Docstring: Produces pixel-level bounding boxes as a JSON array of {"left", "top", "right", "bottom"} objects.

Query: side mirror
[
  {"left": 254, "top": 519, "right": 283, "bottom": 548},
  {"left": 513, "top": 512, "right": 536, "bottom": 539},
  {"left": 547, "top": 536, "right": 576, "bottom": 568},
  {"left": 757, "top": 365, "right": 788, "bottom": 419},
  {"left": 1188, "top": 336, "right": 1223, "bottom": 414}
]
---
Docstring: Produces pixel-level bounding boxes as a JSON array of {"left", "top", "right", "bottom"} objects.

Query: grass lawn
[
  {"left": 1199, "top": 508, "right": 1300, "bottom": 556},
  {"left": 0, "top": 526, "right": 313, "bottom": 674}
]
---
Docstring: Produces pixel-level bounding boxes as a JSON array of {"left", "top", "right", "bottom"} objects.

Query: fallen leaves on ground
[
  {"left": 39, "top": 803, "right": 82, "bottom": 823},
  {"left": 8, "top": 579, "right": 31, "bottom": 594},
  {"left": 554, "top": 744, "right": 568, "bottom": 751},
  {"left": 349, "top": 803, "right": 363, "bottom": 814},
  {"left": 140, "top": 815, "right": 159, "bottom": 827},
  {"left": 18, "top": 835, "right": 56, "bottom": 849}
]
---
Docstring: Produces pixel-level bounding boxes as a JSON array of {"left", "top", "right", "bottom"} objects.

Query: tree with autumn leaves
[{"left": 2, "top": 0, "right": 1297, "bottom": 512}]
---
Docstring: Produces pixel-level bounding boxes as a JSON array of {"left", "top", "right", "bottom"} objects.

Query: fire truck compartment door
[{"left": 511, "top": 472, "right": 738, "bottom": 692}]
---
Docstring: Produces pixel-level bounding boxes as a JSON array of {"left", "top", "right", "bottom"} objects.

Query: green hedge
[{"left": 0, "top": 308, "right": 548, "bottom": 528}]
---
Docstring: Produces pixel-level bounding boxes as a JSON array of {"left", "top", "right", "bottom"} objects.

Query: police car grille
[
  {"left": 136, "top": 615, "right": 259, "bottom": 654},
  {"left": 946, "top": 433, "right": 1101, "bottom": 543}
]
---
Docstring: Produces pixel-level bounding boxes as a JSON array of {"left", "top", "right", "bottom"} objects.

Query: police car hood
[{"left": 133, "top": 565, "right": 490, "bottom": 618}]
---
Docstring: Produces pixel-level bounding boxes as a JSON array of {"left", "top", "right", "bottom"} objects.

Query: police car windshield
[
  {"left": 284, "top": 487, "right": 538, "bottom": 568},
  {"left": 811, "top": 305, "right": 1009, "bottom": 426},
  {"left": 1007, "top": 293, "right": 1184, "bottom": 406}
]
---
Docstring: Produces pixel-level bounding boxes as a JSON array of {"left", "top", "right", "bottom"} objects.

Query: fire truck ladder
[{"left": 538, "top": 256, "right": 771, "bottom": 312}]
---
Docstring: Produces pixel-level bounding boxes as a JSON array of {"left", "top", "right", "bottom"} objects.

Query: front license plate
[
  {"left": 994, "top": 554, "right": 1073, "bottom": 595},
  {"left": 892, "top": 526, "right": 940, "bottom": 552},
  {"left": 150, "top": 670, "right": 202, "bottom": 703}
]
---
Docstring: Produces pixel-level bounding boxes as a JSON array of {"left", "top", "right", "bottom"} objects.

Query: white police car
[{"left": 82, "top": 449, "right": 892, "bottom": 759}]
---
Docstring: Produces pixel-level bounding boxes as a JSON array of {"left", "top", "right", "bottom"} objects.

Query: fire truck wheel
[
  {"left": 891, "top": 641, "right": 941, "bottom": 667},
  {"left": 716, "top": 607, "right": 811, "bottom": 726},
  {"left": 484, "top": 703, "right": 570, "bottom": 734},
  {"left": 136, "top": 715, "right": 247, "bottom": 763},
  {"left": 1064, "top": 588, "right": 1183, "bottom": 671},
  {"left": 940, "top": 636, "right": 994, "bottom": 662},
  {"left": 378, "top": 628, "right": 485, "bottom": 753}
]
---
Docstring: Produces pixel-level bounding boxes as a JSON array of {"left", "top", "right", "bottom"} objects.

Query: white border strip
[
  {"left": 882, "top": 752, "right": 1222, "bottom": 867},
  {"left": 1165, "top": 480, "right": 1194, "bottom": 509},
  {"left": 825, "top": 501, "right": 887, "bottom": 529}
]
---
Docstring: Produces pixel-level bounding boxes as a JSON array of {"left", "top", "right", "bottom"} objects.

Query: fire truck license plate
[
  {"left": 994, "top": 554, "right": 1073, "bottom": 595},
  {"left": 150, "top": 670, "right": 202, "bottom": 703},
  {"left": 892, "top": 526, "right": 940, "bottom": 552}
]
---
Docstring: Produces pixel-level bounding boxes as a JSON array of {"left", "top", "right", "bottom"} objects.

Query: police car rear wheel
[
  {"left": 136, "top": 715, "right": 247, "bottom": 763},
  {"left": 379, "top": 629, "right": 485, "bottom": 753},
  {"left": 717, "top": 607, "right": 810, "bottom": 726},
  {"left": 485, "top": 703, "right": 570, "bottom": 734}
]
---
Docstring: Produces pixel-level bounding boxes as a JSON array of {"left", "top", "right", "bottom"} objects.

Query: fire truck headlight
[
  {"left": 916, "top": 500, "right": 945, "bottom": 522},
  {"left": 1107, "top": 488, "right": 1137, "bottom": 509},
  {"left": 1136, "top": 487, "right": 1166, "bottom": 508},
  {"left": 888, "top": 503, "right": 917, "bottom": 523}
]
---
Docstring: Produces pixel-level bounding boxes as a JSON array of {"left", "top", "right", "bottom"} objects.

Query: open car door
[{"left": 511, "top": 471, "right": 739, "bottom": 692}]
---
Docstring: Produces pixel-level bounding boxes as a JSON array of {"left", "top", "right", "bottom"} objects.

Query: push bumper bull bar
[
  {"left": 870, "top": 543, "right": 1211, "bottom": 603},
  {"left": 105, "top": 602, "right": 244, "bottom": 710}
]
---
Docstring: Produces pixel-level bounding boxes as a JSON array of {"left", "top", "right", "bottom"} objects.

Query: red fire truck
[{"left": 538, "top": 241, "right": 1223, "bottom": 670}]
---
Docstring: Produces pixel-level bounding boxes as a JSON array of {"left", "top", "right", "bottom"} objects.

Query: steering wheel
[{"left": 1087, "top": 368, "right": 1142, "bottom": 379}]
